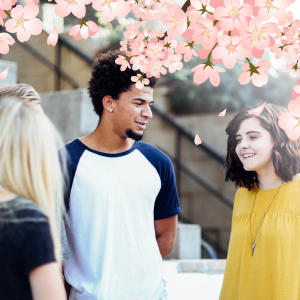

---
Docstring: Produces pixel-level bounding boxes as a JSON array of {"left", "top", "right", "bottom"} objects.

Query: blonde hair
[
  {"left": 0, "top": 84, "right": 42, "bottom": 104},
  {"left": 0, "top": 97, "right": 66, "bottom": 261}
]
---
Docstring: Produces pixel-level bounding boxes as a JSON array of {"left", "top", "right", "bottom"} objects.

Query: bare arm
[
  {"left": 29, "top": 262, "right": 67, "bottom": 300},
  {"left": 154, "top": 215, "right": 178, "bottom": 258}
]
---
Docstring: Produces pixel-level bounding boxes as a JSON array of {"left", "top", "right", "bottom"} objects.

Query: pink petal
[
  {"left": 24, "top": 18, "right": 43, "bottom": 35},
  {"left": 47, "top": 27, "right": 58, "bottom": 46},
  {"left": 252, "top": 72, "right": 268, "bottom": 87},
  {"left": 286, "top": 126, "right": 300, "bottom": 140},
  {"left": 209, "top": 70, "right": 221, "bottom": 87},
  {"left": 278, "top": 112, "right": 297, "bottom": 130},
  {"left": 238, "top": 72, "right": 251, "bottom": 85},
  {"left": 80, "top": 25, "right": 89, "bottom": 39},
  {"left": 23, "top": 3, "right": 39, "bottom": 19},
  {"left": 135, "top": 81, "right": 144, "bottom": 89},
  {"left": 293, "top": 85, "right": 300, "bottom": 94},
  {"left": 194, "top": 134, "right": 202, "bottom": 145},
  {"left": 218, "top": 108, "right": 227, "bottom": 117},
  {"left": 71, "top": 2, "right": 86, "bottom": 19},
  {"left": 0, "top": 66, "right": 8, "bottom": 79},
  {"left": 10, "top": 5, "right": 24, "bottom": 19},
  {"left": 256, "top": 59, "right": 270, "bottom": 72},
  {"left": 69, "top": 24, "right": 80, "bottom": 36},
  {"left": 111, "top": 1, "right": 131, "bottom": 18},
  {"left": 288, "top": 99, "right": 300, "bottom": 117},
  {"left": 248, "top": 101, "right": 266, "bottom": 116}
]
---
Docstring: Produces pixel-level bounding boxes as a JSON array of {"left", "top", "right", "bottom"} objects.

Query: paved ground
[{"left": 165, "top": 273, "right": 224, "bottom": 300}]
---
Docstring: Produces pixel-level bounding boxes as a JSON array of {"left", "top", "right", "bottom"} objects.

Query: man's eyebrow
[
  {"left": 235, "top": 131, "right": 261, "bottom": 137},
  {"left": 132, "top": 98, "right": 154, "bottom": 104}
]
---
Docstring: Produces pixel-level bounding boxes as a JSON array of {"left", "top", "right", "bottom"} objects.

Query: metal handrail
[
  {"left": 15, "top": 39, "right": 79, "bottom": 89},
  {"left": 158, "top": 147, "right": 233, "bottom": 209},
  {"left": 152, "top": 106, "right": 226, "bottom": 166}
]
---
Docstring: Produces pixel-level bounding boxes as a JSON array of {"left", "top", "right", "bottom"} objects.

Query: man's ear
[{"left": 102, "top": 95, "right": 114, "bottom": 113}]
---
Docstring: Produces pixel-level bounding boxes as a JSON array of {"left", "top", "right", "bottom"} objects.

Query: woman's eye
[
  {"left": 236, "top": 139, "right": 241, "bottom": 144},
  {"left": 250, "top": 136, "right": 257, "bottom": 140}
]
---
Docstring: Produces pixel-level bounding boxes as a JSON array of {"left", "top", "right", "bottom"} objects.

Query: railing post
[
  {"left": 55, "top": 39, "right": 61, "bottom": 91},
  {"left": 175, "top": 130, "right": 181, "bottom": 198}
]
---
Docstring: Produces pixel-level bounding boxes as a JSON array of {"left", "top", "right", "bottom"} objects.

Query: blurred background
[{"left": 1, "top": 0, "right": 298, "bottom": 260}]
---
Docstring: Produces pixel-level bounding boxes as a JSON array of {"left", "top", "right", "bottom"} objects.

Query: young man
[{"left": 63, "top": 50, "right": 181, "bottom": 300}]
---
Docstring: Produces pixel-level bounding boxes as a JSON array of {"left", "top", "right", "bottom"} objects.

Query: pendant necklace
[{"left": 249, "top": 182, "right": 283, "bottom": 256}]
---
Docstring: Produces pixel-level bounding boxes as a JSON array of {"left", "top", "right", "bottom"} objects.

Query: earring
[{"left": 110, "top": 109, "right": 113, "bottom": 112}]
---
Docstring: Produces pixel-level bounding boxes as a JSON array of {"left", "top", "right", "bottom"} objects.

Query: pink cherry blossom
[
  {"left": 156, "top": 0, "right": 173, "bottom": 12},
  {"left": 131, "top": 55, "right": 149, "bottom": 72},
  {"left": 47, "top": 27, "right": 58, "bottom": 46},
  {"left": 5, "top": 4, "right": 43, "bottom": 42},
  {"left": 190, "top": 0, "right": 208, "bottom": 10},
  {"left": 132, "top": 6, "right": 147, "bottom": 19},
  {"left": 131, "top": 37, "right": 145, "bottom": 55},
  {"left": 120, "top": 40, "right": 130, "bottom": 51},
  {"left": 213, "top": 0, "right": 253, "bottom": 31},
  {"left": 286, "top": 42, "right": 300, "bottom": 60},
  {"left": 131, "top": 74, "right": 150, "bottom": 89},
  {"left": 145, "top": 42, "right": 165, "bottom": 61},
  {"left": 212, "top": 36, "right": 252, "bottom": 69},
  {"left": 0, "top": 33, "right": 14, "bottom": 54},
  {"left": 135, "top": 19, "right": 147, "bottom": 28},
  {"left": 191, "top": 63, "right": 226, "bottom": 87},
  {"left": 175, "top": 41, "right": 198, "bottom": 62},
  {"left": 256, "top": 0, "right": 288, "bottom": 21},
  {"left": 162, "top": 36, "right": 177, "bottom": 54},
  {"left": 270, "top": 43, "right": 286, "bottom": 59},
  {"left": 92, "top": 0, "right": 131, "bottom": 22},
  {"left": 191, "top": 16, "right": 218, "bottom": 50},
  {"left": 163, "top": 54, "right": 183, "bottom": 73},
  {"left": 285, "top": 25, "right": 300, "bottom": 44},
  {"left": 181, "top": 28, "right": 193, "bottom": 43},
  {"left": 146, "top": 60, "right": 167, "bottom": 78},
  {"left": 144, "top": 0, "right": 157, "bottom": 8},
  {"left": 147, "top": 9, "right": 161, "bottom": 21},
  {"left": 240, "top": 17, "right": 278, "bottom": 51},
  {"left": 278, "top": 100, "right": 300, "bottom": 140},
  {"left": 161, "top": 4, "right": 187, "bottom": 39},
  {"left": 115, "top": 55, "right": 131, "bottom": 71},
  {"left": 55, "top": 0, "right": 92, "bottom": 18},
  {"left": 278, "top": 11, "right": 293, "bottom": 27},
  {"left": 0, "top": 0, "right": 12, "bottom": 10},
  {"left": 238, "top": 59, "right": 270, "bottom": 87},
  {"left": 286, "top": 62, "right": 300, "bottom": 77},
  {"left": 69, "top": 20, "right": 99, "bottom": 40},
  {"left": 123, "top": 24, "right": 139, "bottom": 39},
  {"left": 150, "top": 29, "right": 164, "bottom": 40}
]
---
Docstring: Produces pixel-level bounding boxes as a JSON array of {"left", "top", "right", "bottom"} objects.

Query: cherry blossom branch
[{"left": 4, "top": 10, "right": 12, "bottom": 19}]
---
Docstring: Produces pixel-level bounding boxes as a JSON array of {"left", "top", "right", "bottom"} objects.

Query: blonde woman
[
  {"left": 0, "top": 97, "right": 67, "bottom": 300},
  {"left": 0, "top": 83, "right": 44, "bottom": 113}
]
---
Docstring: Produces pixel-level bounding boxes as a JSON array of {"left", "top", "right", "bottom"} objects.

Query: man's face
[{"left": 112, "top": 84, "right": 154, "bottom": 141}]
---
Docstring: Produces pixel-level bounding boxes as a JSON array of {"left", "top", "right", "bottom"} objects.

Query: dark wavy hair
[
  {"left": 225, "top": 103, "right": 300, "bottom": 190},
  {"left": 88, "top": 50, "right": 158, "bottom": 118}
]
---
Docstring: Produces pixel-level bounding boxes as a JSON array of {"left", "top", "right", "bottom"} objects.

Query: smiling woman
[{"left": 219, "top": 103, "right": 300, "bottom": 300}]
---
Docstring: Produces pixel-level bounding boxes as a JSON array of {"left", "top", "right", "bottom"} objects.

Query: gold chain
[{"left": 249, "top": 182, "right": 283, "bottom": 256}]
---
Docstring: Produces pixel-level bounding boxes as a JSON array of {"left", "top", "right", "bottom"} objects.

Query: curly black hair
[
  {"left": 225, "top": 103, "right": 300, "bottom": 190},
  {"left": 88, "top": 50, "right": 159, "bottom": 118}
]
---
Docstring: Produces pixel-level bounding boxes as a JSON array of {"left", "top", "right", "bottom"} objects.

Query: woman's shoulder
[{"left": 0, "top": 197, "right": 48, "bottom": 224}]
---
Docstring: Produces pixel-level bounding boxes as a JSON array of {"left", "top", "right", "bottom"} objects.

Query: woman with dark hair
[{"left": 219, "top": 103, "right": 300, "bottom": 300}]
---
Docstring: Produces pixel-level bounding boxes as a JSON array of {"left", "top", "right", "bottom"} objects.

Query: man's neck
[{"left": 80, "top": 122, "right": 135, "bottom": 154}]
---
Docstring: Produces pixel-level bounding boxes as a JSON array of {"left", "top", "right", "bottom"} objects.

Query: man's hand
[{"left": 154, "top": 215, "right": 178, "bottom": 258}]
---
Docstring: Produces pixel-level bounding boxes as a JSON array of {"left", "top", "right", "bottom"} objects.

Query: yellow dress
[{"left": 219, "top": 176, "right": 300, "bottom": 300}]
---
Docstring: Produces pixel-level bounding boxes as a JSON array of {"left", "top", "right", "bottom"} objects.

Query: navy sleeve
[{"left": 137, "top": 142, "right": 181, "bottom": 220}]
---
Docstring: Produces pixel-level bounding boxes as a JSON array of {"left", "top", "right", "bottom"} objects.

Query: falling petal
[
  {"left": 47, "top": 27, "right": 58, "bottom": 46},
  {"left": 218, "top": 108, "right": 227, "bottom": 117},
  {"left": 194, "top": 134, "right": 202, "bottom": 145},
  {"left": 0, "top": 66, "right": 9, "bottom": 80},
  {"left": 293, "top": 85, "right": 300, "bottom": 94},
  {"left": 248, "top": 101, "right": 266, "bottom": 116}
]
